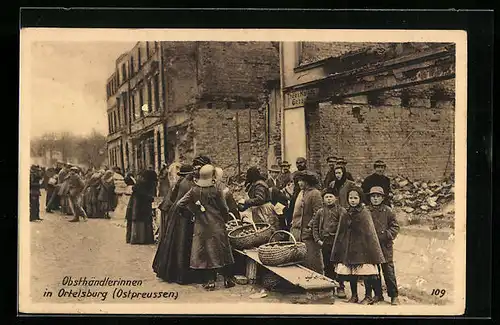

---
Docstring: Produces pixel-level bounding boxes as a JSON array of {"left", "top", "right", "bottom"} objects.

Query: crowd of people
[{"left": 29, "top": 154, "right": 400, "bottom": 305}]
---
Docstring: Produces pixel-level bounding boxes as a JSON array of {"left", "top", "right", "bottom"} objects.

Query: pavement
[{"left": 30, "top": 191, "right": 419, "bottom": 307}]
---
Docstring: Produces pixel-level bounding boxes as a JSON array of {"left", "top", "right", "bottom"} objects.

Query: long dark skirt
[
  {"left": 30, "top": 194, "right": 40, "bottom": 221},
  {"left": 45, "top": 186, "right": 55, "bottom": 207},
  {"left": 84, "top": 187, "right": 101, "bottom": 218},
  {"left": 126, "top": 219, "right": 155, "bottom": 244},
  {"left": 152, "top": 207, "right": 203, "bottom": 284}
]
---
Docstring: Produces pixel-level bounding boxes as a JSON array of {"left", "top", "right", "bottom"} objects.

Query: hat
[
  {"left": 193, "top": 155, "right": 211, "bottom": 167},
  {"left": 326, "top": 156, "right": 337, "bottom": 163},
  {"left": 177, "top": 164, "right": 194, "bottom": 176},
  {"left": 369, "top": 186, "right": 385, "bottom": 196},
  {"left": 70, "top": 166, "right": 79, "bottom": 172},
  {"left": 374, "top": 160, "right": 386, "bottom": 168},
  {"left": 296, "top": 157, "right": 307, "bottom": 164},
  {"left": 295, "top": 170, "right": 319, "bottom": 185},
  {"left": 194, "top": 164, "right": 215, "bottom": 188},
  {"left": 280, "top": 161, "right": 291, "bottom": 167},
  {"left": 269, "top": 164, "right": 280, "bottom": 173},
  {"left": 322, "top": 187, "right": 336, "bottom": 197},
  {"left": 336, "top": 158, "right": 347, "bottom": 165}
]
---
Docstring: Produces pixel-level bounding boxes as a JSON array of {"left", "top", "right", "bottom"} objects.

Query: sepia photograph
[{"left": 19, "top": 28, "right": 467, "bottom": 315}]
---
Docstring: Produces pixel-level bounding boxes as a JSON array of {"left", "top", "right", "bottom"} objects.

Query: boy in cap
[
  {"left": 309, "top": 187, "right": 347, "bottom": 299},
  {"left": 335, "top": 158, "right": 354, "bottom": 181},
  {"left": 364, "top": 186, "right": 400, "bottom": 305},
  {"left": 361, "top": 160, "right": 391, "bottom": 206}
]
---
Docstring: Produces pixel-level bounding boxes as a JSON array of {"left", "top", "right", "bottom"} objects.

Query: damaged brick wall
[
  {"left": 307, "top": 79, "right": 455, "bottom": 181},
  {"left": 299, "top": 42, "right": 380, "bottom": 66}
]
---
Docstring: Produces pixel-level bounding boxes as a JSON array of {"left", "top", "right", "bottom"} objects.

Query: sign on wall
[{"left": 284, "top": 88, "right": 320, "bottom": 108}]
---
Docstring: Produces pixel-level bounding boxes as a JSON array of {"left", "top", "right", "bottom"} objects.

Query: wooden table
[{"left": 234, "top": 249, "right": 337, "bottom": 291}]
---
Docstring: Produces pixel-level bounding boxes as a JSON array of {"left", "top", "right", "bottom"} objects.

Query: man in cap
[
  {"left": 276, "top": 161, "right": 292, "bottom": 190},
  {"left": 336, "top": 158, "right": 354, "bottom": 181},
  {"left": 361, "top": 160, "right": 391, "bottom": 206},
  {"left": 323, "top": 156, "right": 338, "bottom": 190},
  {"left": 266, "top": 164, "right": 280, "bottom": 189}
]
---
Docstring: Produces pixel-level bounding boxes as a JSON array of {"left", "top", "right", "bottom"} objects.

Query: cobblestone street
[{"left": 30, "top": 191, "right": 419, "bottom": 307}]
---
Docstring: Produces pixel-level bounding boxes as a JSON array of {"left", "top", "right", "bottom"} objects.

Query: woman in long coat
[
  {"left": 290, "top": 170, "right": 324, "bottom": 274},
  {"left": 330, "top": 187, "right": 386, "bottom": 303},
  {"left": 175, "top": 164, "right": 235, "bottom": 290},
  {"left": 98, "top": 170, "right": 116, "bottom": 219},
  {"left": 125, "top": 169, "right": 157, "bottom": 245},
  {"left": 83, "top": 172, "right": 102, "bottom": 218},
  {"left": 152, "top": 155, "right": 211, "bottom": 285}
]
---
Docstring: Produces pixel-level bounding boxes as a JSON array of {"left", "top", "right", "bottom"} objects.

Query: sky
[{"left": 29, "top": 41, "right": 136, "bottom": 138}]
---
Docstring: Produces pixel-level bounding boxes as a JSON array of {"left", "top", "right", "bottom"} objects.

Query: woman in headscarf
[
  {"left": 83, "top": 171, "right": 102, "bottom": 218},
  {"left": 327, "top": 166, "right": 356, "bottom": 209},
  {"left": 237, "top": 166, "right": 279, "bottom": 232},
  {"left": 158, "top": 164, "right": 194, "bottom": 241},
  {"left": 152, "top": 155, "right": 211, "bottom": 285},
  {"left": 330, "top": 186, "right": 386, "bottom": 303},
  {"left": 214, "top": 166, "right": 241, "bottom": 221},
  {"left": 289, "top": 170, "right": 324, "bottom": 274},
  {"left": 175, "top": 164, "right": 236, "bottom": 290},
  {"left": 98, "top": 170, "right": 116, "bottom": 219},
  {"left": 125, "top": 169, "right": 157, "bottom": 245}
]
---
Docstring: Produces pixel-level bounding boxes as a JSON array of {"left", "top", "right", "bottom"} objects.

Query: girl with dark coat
[
  {"left": 237, "top": 166, "right": 280, "bottom": 232},
  {"left": 125, "top": 169, "right": 157, "bottom": 245},
  {"left": 98, "top": 170, "right": 116, "bottom": 219},
  {"left": 175, "top": 164, "right": 236, "bottom": 290},
  {"left": 330, "top": 187, "right": 386, "bottom": 303},
  {"left": 327, "top": 166, "right": 356, "bottom": 209},
  {"left": 152, "top": 155, "right": 211, "bottom": 285}
]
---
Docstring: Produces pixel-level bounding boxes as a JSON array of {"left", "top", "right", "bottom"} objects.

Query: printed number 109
[{"left": 431, "top": 289, "right": 446, "bottom": 298}]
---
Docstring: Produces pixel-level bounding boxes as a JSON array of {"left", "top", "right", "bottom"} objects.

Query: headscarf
[
  {"left": 101, "top": 170, "right": 115, "bottom": 185},
  {"left": 244, "top": 166, "right": 266, "bottom": 191},
  {"left": 332, "top": 166, "right": 347, "bottom": 197},
  {"left": 346, "top": 186, "right": 365, "bottom": 215}
]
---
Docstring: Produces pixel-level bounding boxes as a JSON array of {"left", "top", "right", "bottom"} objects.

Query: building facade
[
  {"left": 279, "top": 42, "right": 456, "bottom": 180},
  {"left": 106, "top": 41, "right": 280, "bottom": 178}
]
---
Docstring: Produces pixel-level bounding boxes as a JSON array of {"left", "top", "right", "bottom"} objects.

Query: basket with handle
[
  {"left": 225, "top": 212, "right": 250, "bottom": 232},
  {"left": 257, "top": 230, "right": 307, "bottom": 267},
  {"left": 227, "top": 217, "right": 273, "bottom": 250}
]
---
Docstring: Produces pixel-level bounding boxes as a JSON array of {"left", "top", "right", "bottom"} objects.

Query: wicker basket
[
  {"left": 258, "top": 230, "right": 307, "bottom": 267},
  {"left": 227, "top": 219, "right": 273, "bottom": 250},
  {"left": 225, "top": 213, "right": 250, "bottom": 232}
]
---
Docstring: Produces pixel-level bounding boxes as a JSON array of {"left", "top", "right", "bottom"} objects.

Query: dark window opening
[
  {"left": 138, "top": 47, "right": 142, "bottom": 67},
  {"left": 139, "top": 87, "right": 144, "bottom": 117},
  {"left": 367, "top": 92, "right": 384, "bottom": 106},
  {"left": 156, "top": 131, "right": 161, "bottom": 171},
  {"left": 131, "top": 93, "right": 136, "bottom": 120},
  {"left": 121, "top": 64, "right": 127, "bottom": 83},
  {"left": 430, "top": 87, "right": 447, "bottom": 108},
  {"left": 401, "top": 90, "right": 410, "bottom": 108},
  {"left": 147, "top": 81, "right": 152, "bottom": 112},
  {"left": 146, "top": 41, "right": 150, "bottom": 57},
  {"left": 117, "top": 98, "right": 121, "bottom": 127},
  {"left": 130, "top": 56, "right": 135, "bottom": 75},
  {"left": 153, "top": 74, "right": 160, "bottom": 111},
  {"left": 206, "top": 103, "right": 213, "bottom": 109}
]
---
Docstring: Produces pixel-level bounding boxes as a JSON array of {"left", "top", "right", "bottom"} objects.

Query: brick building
[
  {"left": 278, "top": 42, "right": 455, "bottom": 181},
  {"left": 106, "top": 41, "right": 280, "bottom": 177}
]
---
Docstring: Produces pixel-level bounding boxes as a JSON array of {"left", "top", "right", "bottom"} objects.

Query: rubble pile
[{"left": 390, "top": 175, "right": 455, "bottom": 218}]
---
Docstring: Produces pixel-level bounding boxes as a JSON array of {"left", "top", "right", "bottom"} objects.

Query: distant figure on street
[
  {"left": 67, "top": 167, "right": 87, "bottom": 222},
  {"left": 98, "top": 170, "right": 116, "bottom": 219},
  {"left": 158, "top": 163, "right": 170, "bottom": 197},
  {"left": 30, "top": 165, "right": 43, "bottom": 222}
]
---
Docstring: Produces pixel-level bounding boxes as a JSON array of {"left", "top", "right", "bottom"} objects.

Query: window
[
  {"left": 139, "top": 87, "right": 144, "bottom": 117},
  {"left": 117, "top": 98, "right": 121, "bottom": 127},
  {"left": 121, "top": 64, "right": 127, "bottom": 83},
  {"left": 123, "top": 92, "right": 128, "bottom": 126},
  {"left": 146, "top": 41, "right": 150, "bottom": 57},
  {"left": 130, "top": 56, "right": 135, "bottom": 76},
  {"left": 113, "top": 112, "right": 117, "bottom": 133},
  {"left": 153, "top": 74, "right": 160, "bottom": 111},
  {"left": 131, "top": 92, "right": 136, "bottom": 120},
  {"left": 147, "top": 80, "right": 152, "bottom": 113},
  {"left": 108, "top": 113, "right": 112, "bottom": 134},
  {"left": 138, "top": 47, "right": 142, "bottom": 67}
]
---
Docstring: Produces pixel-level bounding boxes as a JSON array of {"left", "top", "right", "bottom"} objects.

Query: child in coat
[
  {"left": 364, "top": 186, "right": 400, "bottom": 305},
  {"left": 330, "top": 187, "right": 386, "bottom": 303},
  {"left": 309, "top": 187, "right": 348, "bottom": 299}
]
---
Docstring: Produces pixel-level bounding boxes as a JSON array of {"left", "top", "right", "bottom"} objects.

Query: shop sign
[{"left": 284, "top": 88, "right": 319, "bottom": 108}]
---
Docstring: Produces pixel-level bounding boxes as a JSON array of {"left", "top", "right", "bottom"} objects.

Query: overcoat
[
  {"left": 176, "top": 185, "right": 235, "bottom": 269},
  {"left": 330, "top": 205, "right": 386, "bottom": 266},
  {"left": 367, "top": 204, "right": 399, "bottom": 262}
]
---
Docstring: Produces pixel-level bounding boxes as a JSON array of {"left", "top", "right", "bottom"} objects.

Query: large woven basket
[
  {"left": 227, "top": 219, "right": 273, "bottom": 250},
  {"left": 258, "top": 230, "right": 307, "bottom": 266},
  {"left": 225, "top": 213, "right": 250, "bottom": 232}
]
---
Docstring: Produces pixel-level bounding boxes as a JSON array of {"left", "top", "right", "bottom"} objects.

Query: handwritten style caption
[{"left": 42, "top": 276, "right": 179, "bottom": 301}]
